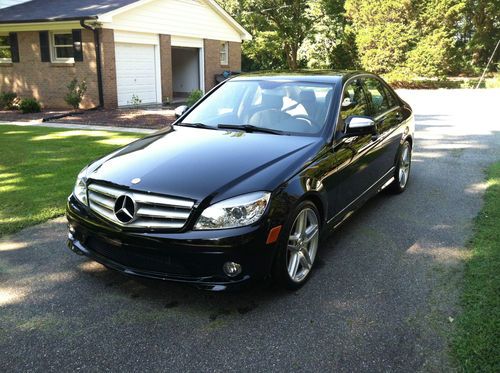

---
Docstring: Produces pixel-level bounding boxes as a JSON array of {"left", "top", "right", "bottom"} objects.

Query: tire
[
  {"left": 388, "top": 140, "right": 412, "bottom": 194},
  {"left": 272, "top": 200, "right": 321, "bottom": 290}
]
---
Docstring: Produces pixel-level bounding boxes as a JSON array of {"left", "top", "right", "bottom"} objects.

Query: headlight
[
  {"left": 195, "top": 192, "right": 270, "bottom": 230},
  {"left": 73, "top": 167, "right": 88, "bottom": 206}
]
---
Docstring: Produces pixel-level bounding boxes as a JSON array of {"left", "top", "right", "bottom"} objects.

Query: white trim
[
  {"left": 50, "top": 30, "right": 75, "bottom": 63},
  {"left": 97, "top": 0, "right": 251, "bottom": 41},
  {"left": 171, "top": 36, "right": 203, "bottom": 48},
  {"left": 199, "top": 46, "right": 205, "bottom": 93},
  {"left": 114, "top": 30, "right": 159, "bottom": 45},
  {"left": 155, "top": 38, "right": 162, "bottom": 103}
]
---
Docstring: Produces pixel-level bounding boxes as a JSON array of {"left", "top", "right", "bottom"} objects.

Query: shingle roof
[{"left": 0, "top": 0, "right": 140, "bottom": 23}]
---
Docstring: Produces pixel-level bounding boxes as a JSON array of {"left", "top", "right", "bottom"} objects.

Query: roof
[
  {"left": 0, "top": 0, "right": 251, "bottom": 40},
  {"left": 233, "top": 70, "right": 371, "bottom": 83},
  {"left": 0, "top": 0, "right": 139, "bottom": 24}
]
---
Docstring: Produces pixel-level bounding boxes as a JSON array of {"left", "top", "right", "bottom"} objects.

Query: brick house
[{"left": 0, "top": 0, "right": 251, "bottom": 108}]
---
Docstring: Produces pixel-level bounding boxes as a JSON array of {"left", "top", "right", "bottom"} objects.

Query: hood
[{"left": 87, "top": 126, "right": 323, "bottom": 202}]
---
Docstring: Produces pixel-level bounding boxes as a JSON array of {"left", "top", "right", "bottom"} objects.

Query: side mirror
[
  {"left": 344, "top": 116, "right": 376, "bottom": 137},
  {"left": 174, "top": 105, "right": 188, "bottom": 119}
]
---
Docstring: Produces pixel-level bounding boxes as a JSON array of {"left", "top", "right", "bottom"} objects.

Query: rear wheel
[
  {"left": 388, "top": 140, "right": 412, "bottom": 194},
  {"left": 273, "top": 201, "right": 320, "bottom": 289}
]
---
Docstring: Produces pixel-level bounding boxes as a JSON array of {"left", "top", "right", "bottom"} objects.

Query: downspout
[{"left": 80, "top": 19, "right": 104, "bottom": 108}]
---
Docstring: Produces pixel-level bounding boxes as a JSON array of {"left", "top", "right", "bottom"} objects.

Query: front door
[{"left": 323, "top": 78, "right": 377, "bottom": 219}]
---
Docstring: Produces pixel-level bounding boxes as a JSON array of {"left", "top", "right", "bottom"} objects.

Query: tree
[
  {"left": 300, "top": 0, "right": 359, "bottom": 70},
  {"left": 345, "top": 0, "right": 418, "bottom": 73}
]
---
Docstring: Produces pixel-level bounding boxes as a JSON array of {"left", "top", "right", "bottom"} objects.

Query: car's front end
[
  {"left": 66, "top": 74, "right": 341, "bottom": 290},
  {"left": 66, "top": 191, "right": 280, "bottom": 290}
]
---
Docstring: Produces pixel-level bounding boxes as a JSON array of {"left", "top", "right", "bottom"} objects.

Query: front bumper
[{"left": 66, "top": 195, "right": 278, "bottom": 290}]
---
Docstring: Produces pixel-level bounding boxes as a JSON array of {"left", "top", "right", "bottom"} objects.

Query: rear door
[{"left": 363, "top": 77, "right": 403, "bottom": 177}]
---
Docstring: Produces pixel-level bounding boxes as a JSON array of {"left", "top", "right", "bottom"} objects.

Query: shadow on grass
[{"left": 0, "top": 125, "right": 142, "bottom": 236}]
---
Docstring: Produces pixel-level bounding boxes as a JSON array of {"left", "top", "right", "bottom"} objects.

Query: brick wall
[
  {"left": 99, "top": 28, "right": 117, "bottom": 109},
  {"left": 0, "top": 29, "right": 99, "bottom": 109},
  {"left": 203, "top": 39, "right": 241, "bottom": 91},
  {"left": 159, "top": 34, "right": 173, "bottom": 104}
]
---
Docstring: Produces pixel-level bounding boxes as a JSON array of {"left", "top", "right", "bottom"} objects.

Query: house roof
[{"left": 0, "top": 0, "right": 139, "bottom": 24}]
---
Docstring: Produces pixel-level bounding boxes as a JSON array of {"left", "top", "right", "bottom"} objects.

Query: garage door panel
[{"left": 115, "top": 43, "right": 159, "bottom": 106}]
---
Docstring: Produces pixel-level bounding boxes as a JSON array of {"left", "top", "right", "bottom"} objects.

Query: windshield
[{"left": 180, "top": 80, "right": 336, "bottom": 135}]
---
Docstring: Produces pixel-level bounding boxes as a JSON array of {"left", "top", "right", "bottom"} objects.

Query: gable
[{"left": 103, "top": 0, "right": 246, "bottom": 42}]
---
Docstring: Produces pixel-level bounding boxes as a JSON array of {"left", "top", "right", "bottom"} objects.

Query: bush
[
  {"left": 64, "top": 78, "right": 87, "bottom": 110},
  {"left": 187, "top": 89, "right": 203, "bottom": 107},
  {"left": 19, "top": 98, "right": 41, "bottom": 114},
  {"left": 0, "top": 91, "right": 18, "bottom": 110}
]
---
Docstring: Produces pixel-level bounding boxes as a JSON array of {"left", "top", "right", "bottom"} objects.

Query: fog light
[
  {"left": 223, "top": 262, "right": 242, "bottom": 277},
  {"left": 68, "top": 224, "right": 76, "bottom": 234}
]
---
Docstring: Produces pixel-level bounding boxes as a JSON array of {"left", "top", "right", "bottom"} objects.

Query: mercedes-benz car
[{"left": 66, "top": 71, "right": 414, "bottom": 290}]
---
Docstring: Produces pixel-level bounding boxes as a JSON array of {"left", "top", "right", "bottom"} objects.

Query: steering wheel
[{"left": 291, "top": 114, "right": 314, "bottom": 127}]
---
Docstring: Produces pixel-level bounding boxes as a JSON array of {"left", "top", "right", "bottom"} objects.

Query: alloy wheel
[
  {"left": 286, "top": 208, "right": 319, "bottom": 283},
  {"left": 398, "top": 144, "right": 411, "bottom": 188}
]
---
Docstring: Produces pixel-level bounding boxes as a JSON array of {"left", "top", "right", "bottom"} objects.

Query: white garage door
[{"left": 115, "top": 43, "right": 159, "bottom": 106}]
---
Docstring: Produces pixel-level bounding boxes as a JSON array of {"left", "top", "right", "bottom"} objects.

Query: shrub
[
  {"left": 0, "top": 91, "right": 18, "bottom": 110},
  {"left": 19, "top": 98, "right": 41, "bottom": 114},
  {"left": 128, "top": 94, "right": 142, "bottom": 108},
  {"left": 187, "top": 89, "right": 203, "bottom": 107},
  {"left": 64, "top": 78, "right": 87, "bottom": 110}
]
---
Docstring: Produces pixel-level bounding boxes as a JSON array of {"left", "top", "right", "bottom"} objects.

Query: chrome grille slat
[
  {"left": 137, "top": 206, "right": 191, "bottom": 220},
  {"left": 87, "top": 182, "right": 194, "bottom": 230},
  {"left": 88, "top": 191, "right": 114, "bottom": 210}
]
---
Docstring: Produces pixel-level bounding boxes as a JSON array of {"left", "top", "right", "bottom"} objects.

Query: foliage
[
  {"left": 0, "top": 91, "right": 18, "bottom": 110},
  {"left": 187, "top": 89, "right": 203, "bottom": 107},
  {"left": 0, "top": 125, "right": 141, "bottom": 236},
  {"left": 64, "top": 78, "right": 88, "bottom": 110},
  {"left": 128, "top": 94, "right": 142, "bottom": 108},
  {"left": 345, "top": 0, "right": 418, "bottom": 73},
  {"left": 18, "top": 98, "right": 41, "bottom": 114},
  {"left": 218, "top": 0, "right": 499, "bottom": 77},
  {"left": 451, "top": 162, "right": 500, "bottom": 372}
]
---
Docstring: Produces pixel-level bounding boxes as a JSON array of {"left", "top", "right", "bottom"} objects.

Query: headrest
[{"left": 261, "top": 93, "right": 283, "bottom": 110}]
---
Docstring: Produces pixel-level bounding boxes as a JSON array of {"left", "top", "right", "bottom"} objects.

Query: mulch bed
[
  {"left": 0, "top": 108, "right": 176, "bottom": 129},
  {"left": 0, "top": 110, "right": 71, "bottom": 123},
  {"left": 50, "top": 108, "right": 175, "bottom": 129}
]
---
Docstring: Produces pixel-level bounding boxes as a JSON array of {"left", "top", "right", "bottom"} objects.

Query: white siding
[{"left": 105, "top": 0, "right": 241, "bottom": 42}]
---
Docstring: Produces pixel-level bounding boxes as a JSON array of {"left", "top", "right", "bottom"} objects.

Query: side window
[
  {"left": 364, "top": 78, "right": 392, "bottom": 117},
  {"left": 340, "top": 79, "right": 370, "bottom": 122},
  {"left": 383, "top": 85, "right": 398, "bottom": 108}
]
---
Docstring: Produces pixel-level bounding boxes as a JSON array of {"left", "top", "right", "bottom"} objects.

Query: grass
[
  {"left": 452, "top": 162, "right": 500, "bottom": 372},
  {"left": 0, "top": 125, "right": 142, "bottom": 237}
]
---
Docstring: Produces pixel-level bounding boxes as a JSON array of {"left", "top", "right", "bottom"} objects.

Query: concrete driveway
[{"left": 1, "top": 89, "right": 499, "bottom": 372}]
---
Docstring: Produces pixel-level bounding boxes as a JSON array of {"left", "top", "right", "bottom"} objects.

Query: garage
[{"left": 115, "top": 42, "right": 160, "bottom": 106}]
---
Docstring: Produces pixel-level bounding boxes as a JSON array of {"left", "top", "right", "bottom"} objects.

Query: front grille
[{"left": 87, "top": 183, "right": 195, "bottom": 230}]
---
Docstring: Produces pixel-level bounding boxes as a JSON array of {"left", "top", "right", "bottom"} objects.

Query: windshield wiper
[
  {"left": 218, "top": 124, "right": 285, "bottom": 135},
  {"left": 176, "top": 122, "right": 216, "bottom": 130}
]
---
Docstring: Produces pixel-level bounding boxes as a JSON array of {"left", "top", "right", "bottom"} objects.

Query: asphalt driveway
[{"left": 1, "top": 89, "right": 499, "bottom": 372}]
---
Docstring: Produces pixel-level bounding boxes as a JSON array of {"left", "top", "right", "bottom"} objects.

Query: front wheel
[
  {"left": 273, "top": 201, "right": 321, "bottom": 290},
  {"left": 388, "top": 140, "right": 412, "bottom": 194}
]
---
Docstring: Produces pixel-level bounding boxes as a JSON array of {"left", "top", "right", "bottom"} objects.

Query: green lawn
[
  {"left": 0, "top": 125, "right": 142, "bottom": 237},
  {"left": 452, "top": 162, "right": 500, "bottom": 372}
]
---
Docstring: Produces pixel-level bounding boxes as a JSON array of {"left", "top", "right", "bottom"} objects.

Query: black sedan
[{"left": 66, "top": 71, "right": 414, "bottom": 290}]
